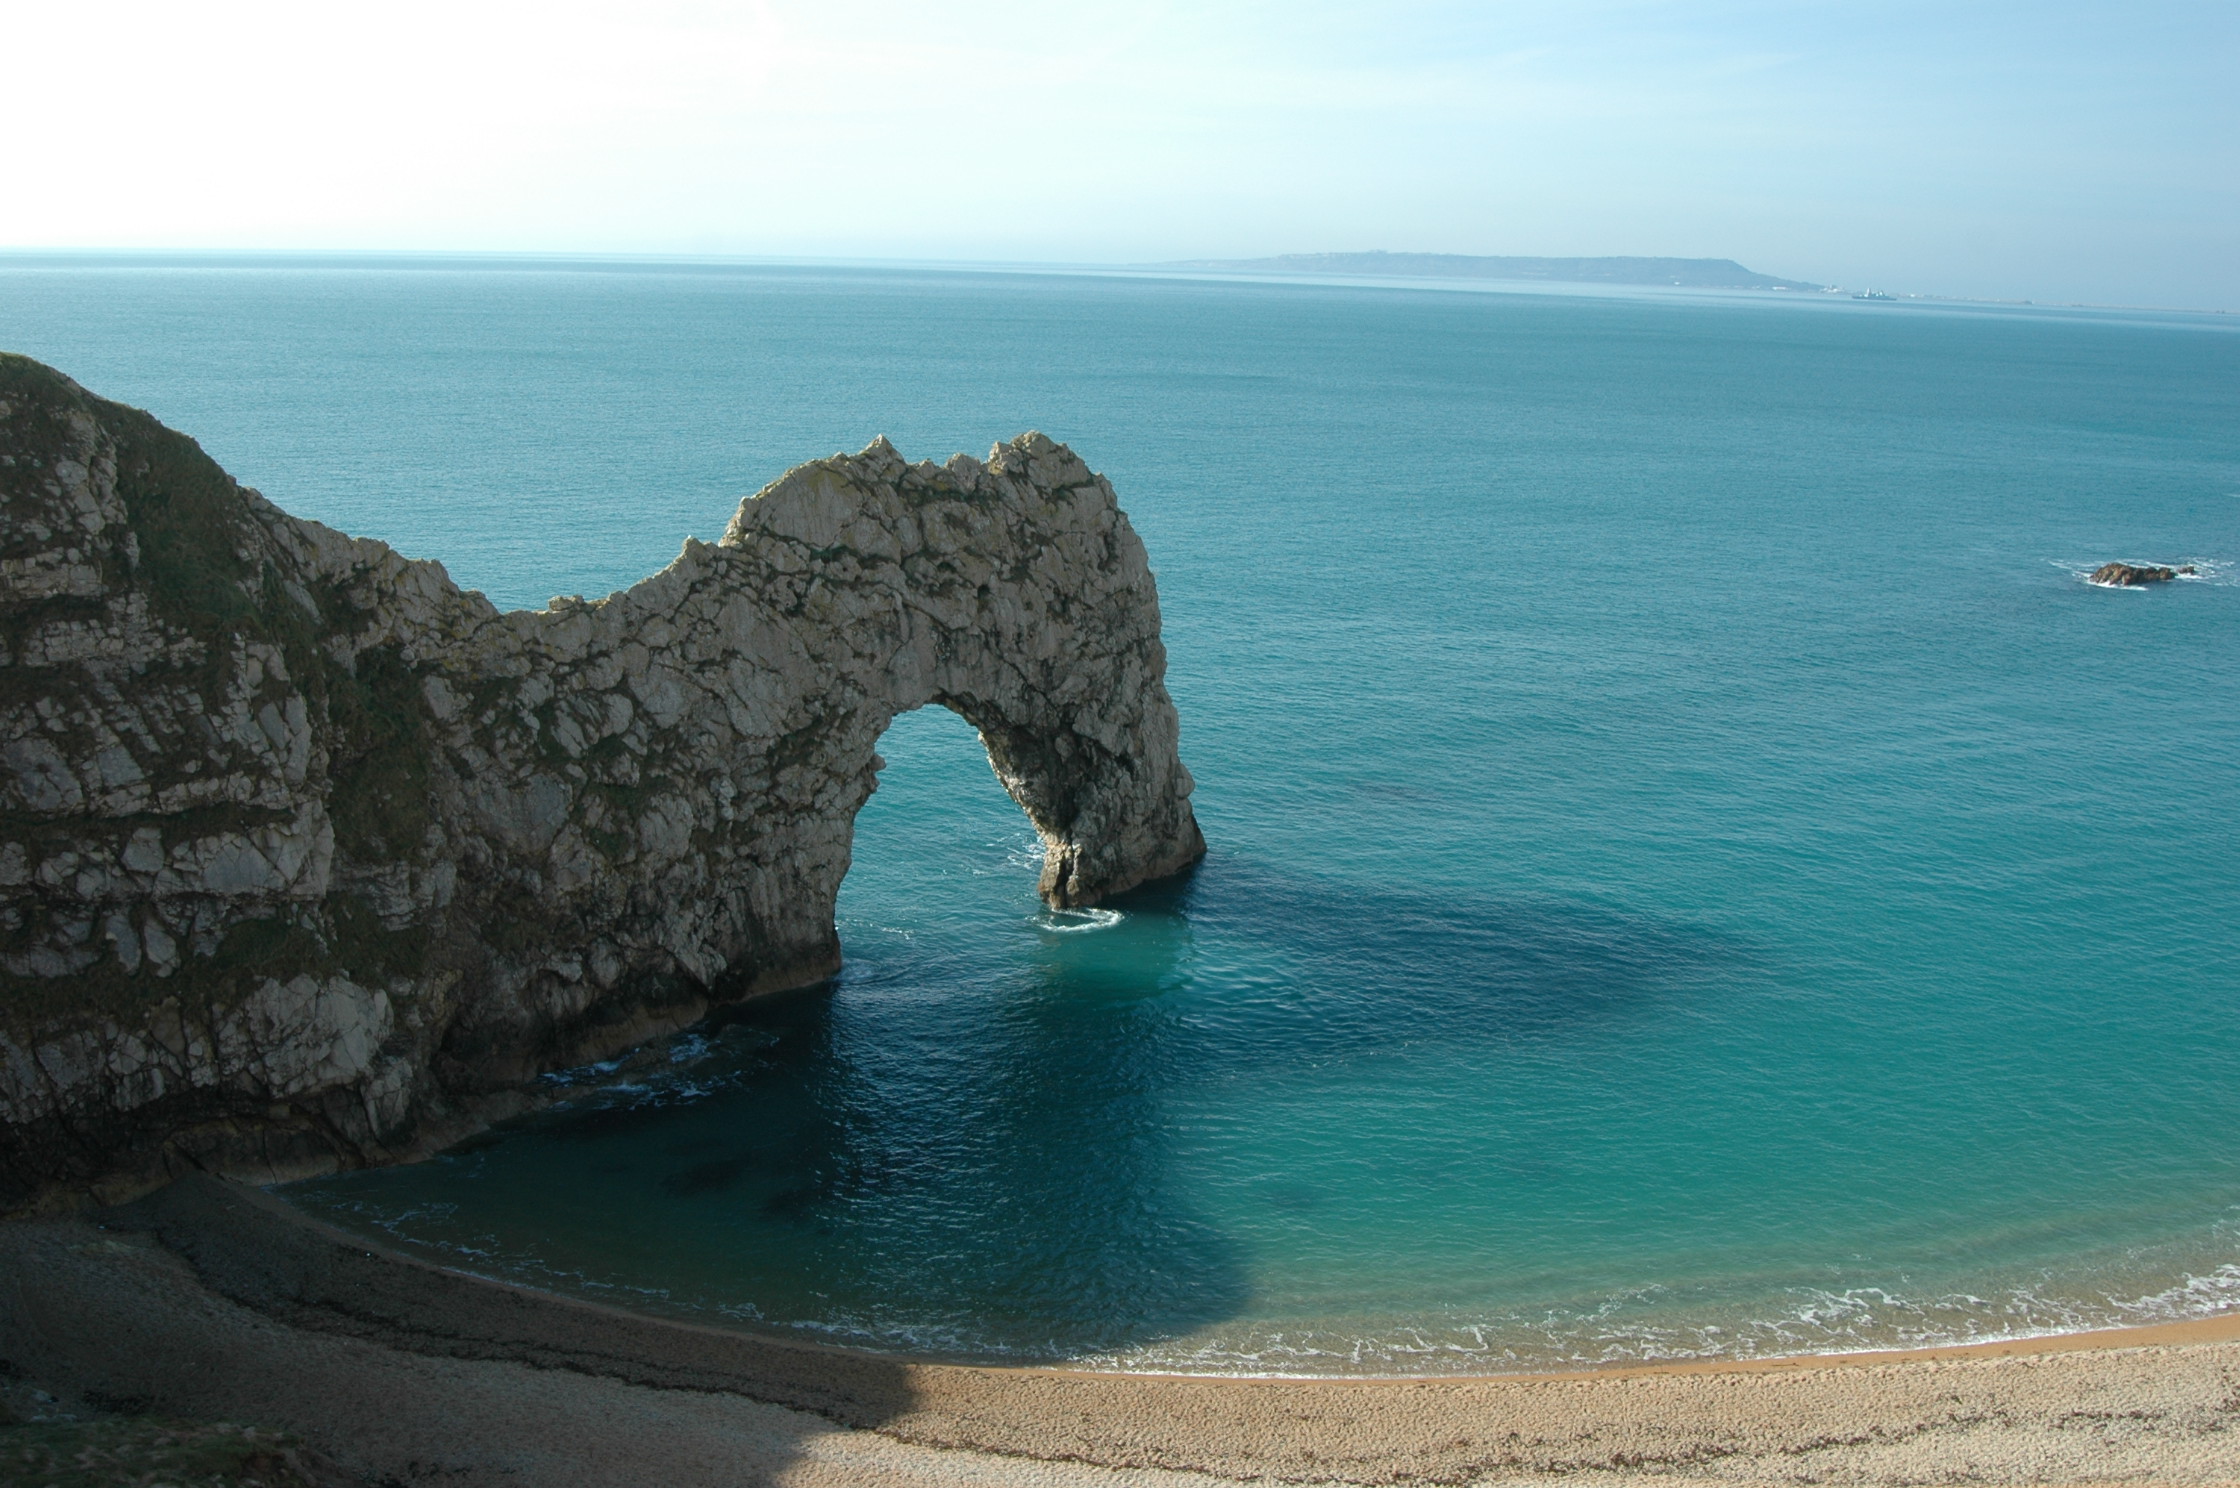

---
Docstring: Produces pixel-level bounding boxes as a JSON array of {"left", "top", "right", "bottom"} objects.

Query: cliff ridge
[{"left": 0, "top": 354, "right": 1203, "bottom": 1209}]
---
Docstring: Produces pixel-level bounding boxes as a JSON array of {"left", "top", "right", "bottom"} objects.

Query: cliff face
[{"left": 0, "top": 354, "right": 1203, "bottom": 1210}]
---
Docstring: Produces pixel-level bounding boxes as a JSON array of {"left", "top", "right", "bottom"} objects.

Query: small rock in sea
[{"left": 2089, "top": 562, "right": 2195, "bottom": 587}]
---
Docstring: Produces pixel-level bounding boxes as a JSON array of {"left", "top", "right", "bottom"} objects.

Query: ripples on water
[{"left": 4, "top": 262, "right": 2235, "bottom": 1371}]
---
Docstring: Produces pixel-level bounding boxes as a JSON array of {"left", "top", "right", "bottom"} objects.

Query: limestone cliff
[{"left": 0, "top": 354, "right": 1203, "bottom": 1211}]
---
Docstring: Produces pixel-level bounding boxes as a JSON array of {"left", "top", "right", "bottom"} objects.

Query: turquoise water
[{"left": 5, "top": 262, "right": 2237, "bottom": 1371}]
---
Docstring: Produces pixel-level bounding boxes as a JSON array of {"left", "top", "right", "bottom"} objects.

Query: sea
[{"left": 4, "top": 259, "right": 2236, "bottom": 1374}]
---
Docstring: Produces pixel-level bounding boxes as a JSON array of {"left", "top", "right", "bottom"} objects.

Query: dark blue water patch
[
  {"left": 339, "top": 969, "right": 1256, "bottom": 1358},
  {"left": 282, "top": 851, "right": 1761, "bottom": 1361},
  {"left": 1109, "top": 853, "right": 1752, "bottom": 1067}
]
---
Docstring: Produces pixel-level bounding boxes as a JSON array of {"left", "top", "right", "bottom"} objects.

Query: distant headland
[{"left": 1153, "top": 251, "right": 1827, "bottom": 292}]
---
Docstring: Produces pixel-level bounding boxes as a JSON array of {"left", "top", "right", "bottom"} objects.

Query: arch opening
[{"left": 838, "top": 704, "right": 1049, "bottom": 946}]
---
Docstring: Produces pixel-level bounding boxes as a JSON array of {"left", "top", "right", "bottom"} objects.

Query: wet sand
[{"left": 5, "top": 1173, "right": 2240, "bottom": 1485}]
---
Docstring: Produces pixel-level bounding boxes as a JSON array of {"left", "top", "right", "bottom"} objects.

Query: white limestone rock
[{"left": 0, "top": 353, "right": 1202, "bottom": 1208}]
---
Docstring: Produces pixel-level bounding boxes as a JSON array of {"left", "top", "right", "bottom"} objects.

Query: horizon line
[{"left": 0, "top": 246, "right": 2231, "bottom": 319}]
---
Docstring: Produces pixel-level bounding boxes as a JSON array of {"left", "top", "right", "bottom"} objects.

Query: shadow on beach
[{"left": 0, "top": 1186, "right": 933, "bottom": 1486}]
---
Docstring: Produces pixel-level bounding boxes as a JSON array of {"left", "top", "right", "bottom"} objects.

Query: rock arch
[
  {"left": 0, "top": 354, "right": 1202, "bottom": 1203},
  {"left": 573, "top": 430, "right": 1208, "bottom": 995}
]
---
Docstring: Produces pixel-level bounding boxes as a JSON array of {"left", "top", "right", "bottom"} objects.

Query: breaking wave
[{"left": 1037, "top": 907, "right": 1124, "bottom": 933}]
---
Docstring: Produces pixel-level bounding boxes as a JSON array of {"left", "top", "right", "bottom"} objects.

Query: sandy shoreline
[
  {"left": 1492, "top": 1308, "right": 2240, "bottom": 1383},
  {"left": 6, "top": 1173, "right": 2240, "bottom": 1485}
]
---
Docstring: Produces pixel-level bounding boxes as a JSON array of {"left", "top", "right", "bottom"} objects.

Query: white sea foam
[
  {"left": 1077, "top": 1252, "right": 2240, "bottom": 1377},
  {"left": 1037, "top": 907, "right": 1124, "bottom": 933},
  {"left": 2107, "top": 1261, "right": 2240, "bottom": 1320},
  {"left": 2059, "top": 556, "right": 2231, "bottom": 588},
  {"left": 279, "top": 1182, "right": 2240, "bottom": 1378},
  {"left": 536, "top": 1053, "right": 631, "bottom": 1087}
]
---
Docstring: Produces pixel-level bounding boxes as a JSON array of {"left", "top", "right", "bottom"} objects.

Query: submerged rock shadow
[
  {"left": 1107, "top": 848, "right": 1755, "bottom": 1076},
  {"left": 646, "top": 852, "right": 1751, "bottom": 1362},
  {"left": 671, "top": 913, "right": 1254, "bottom": 1363},
  {"left": 291, "top": 849, "right": 1755, "bottom": 1370},
  {"left": 410, "top": 902, "right": 1249, "bottom": 1364}
]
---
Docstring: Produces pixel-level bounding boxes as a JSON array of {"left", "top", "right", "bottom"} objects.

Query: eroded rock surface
[
  {"left": 2089, "top": 562, "right": 2195, "bottom": 586},
  {"left": 0, "top": 354, "right": 1202, "bottom": 1209}
]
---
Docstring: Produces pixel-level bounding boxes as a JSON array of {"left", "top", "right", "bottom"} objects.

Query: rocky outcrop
[
  {"left": 2090, "top": 562, "right": 2195, "bottom": 586},
  {"left": 0, "top": 353, "right": 1203, "bottom": 1210}
]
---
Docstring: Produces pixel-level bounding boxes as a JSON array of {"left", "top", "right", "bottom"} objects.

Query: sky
[{"left": 5, "top": 0, "right": 2235, "bottom": 308}]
